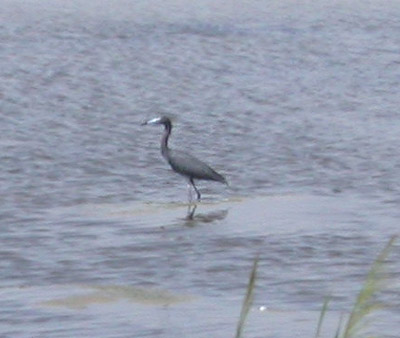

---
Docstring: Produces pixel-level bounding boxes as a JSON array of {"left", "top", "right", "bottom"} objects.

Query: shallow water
[{"left": 1, "top": 0, "right": 400, "bottom": 337}]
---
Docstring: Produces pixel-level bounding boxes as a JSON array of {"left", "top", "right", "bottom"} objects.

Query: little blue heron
[{"left": 142, "top": 116, "right": 227, "bottom": 202}]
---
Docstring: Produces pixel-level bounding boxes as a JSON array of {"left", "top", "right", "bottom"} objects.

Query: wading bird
[{"left": 142, "top": 116, "right": 227, "bottom": 202}]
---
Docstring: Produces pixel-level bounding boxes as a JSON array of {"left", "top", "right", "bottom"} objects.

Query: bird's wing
[{"left": 167, "top": 149, "right": 226, "bottom": 183}]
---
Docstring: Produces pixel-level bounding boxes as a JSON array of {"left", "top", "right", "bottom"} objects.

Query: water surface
[{"left": 1, "top": 0, "right": 400, "bottom": 337}]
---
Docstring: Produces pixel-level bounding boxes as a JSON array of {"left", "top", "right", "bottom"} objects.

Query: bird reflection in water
[{"left": 184, "top": 206, "right": 228, "bottom": 224}]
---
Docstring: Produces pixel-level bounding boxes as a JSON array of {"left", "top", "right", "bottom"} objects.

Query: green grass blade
[
  {"left": 235, "top": 256, "right": 259, "bottom": 338},
  {"left": 342, "top": 236, "right": 397, "bottom": 338},
  {"left": 315, "top": 296, "right": 331, "bottom": 338},
  {"left": 334, "top": 313, "right": 344, "bottom": 338}
]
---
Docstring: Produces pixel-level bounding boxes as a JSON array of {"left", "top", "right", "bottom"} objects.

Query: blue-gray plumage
[{"left": 142, "top": 116, "right": 227, "bottom": 201}]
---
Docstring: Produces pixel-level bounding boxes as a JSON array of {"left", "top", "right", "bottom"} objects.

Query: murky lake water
[{"left": 1, "top": 0, "right": 400, "bottom": 337}]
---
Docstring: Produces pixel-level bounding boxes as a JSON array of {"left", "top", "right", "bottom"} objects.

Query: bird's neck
[{"left": 161, "top": 123, "right": 171, "bottom": 159}]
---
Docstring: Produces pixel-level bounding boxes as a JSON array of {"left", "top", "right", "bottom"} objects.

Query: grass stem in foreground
[
  {"left": 341, "top": 235, "right": 397, "bottom": 338},
  {"left": 235, "top": 256, "right": 259, "bottom": 338}
]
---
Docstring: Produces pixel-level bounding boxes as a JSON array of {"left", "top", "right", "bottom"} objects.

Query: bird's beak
[{"left": 141, "top": 117, "right": 162, "bottom": 126}]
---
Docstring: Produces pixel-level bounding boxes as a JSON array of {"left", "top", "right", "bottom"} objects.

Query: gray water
[{"left": 1, "top": 0, "right": 400, "bottom": 337}]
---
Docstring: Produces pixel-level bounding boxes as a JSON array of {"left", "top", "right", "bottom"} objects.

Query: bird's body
[
  {"left": 165, "top": 149, "right": 226, "bottom": 183},
  {"left": 142, "top": 116, "right": 227, "bottom": 201}
]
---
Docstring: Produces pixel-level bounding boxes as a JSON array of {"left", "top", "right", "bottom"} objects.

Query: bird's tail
[{"left": 218, "top": 173, "right": 229, "bottom": 186}]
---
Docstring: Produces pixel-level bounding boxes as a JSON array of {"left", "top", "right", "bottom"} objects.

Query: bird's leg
[
  {"left": 187, "top": 182, "right": 193, "bottom": 204},
  {"left": 190, "top": 178, "right": 201, "bottom": 201},
  {"left": 186, "top": 204, "right": 197, "bottom": 220}
]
